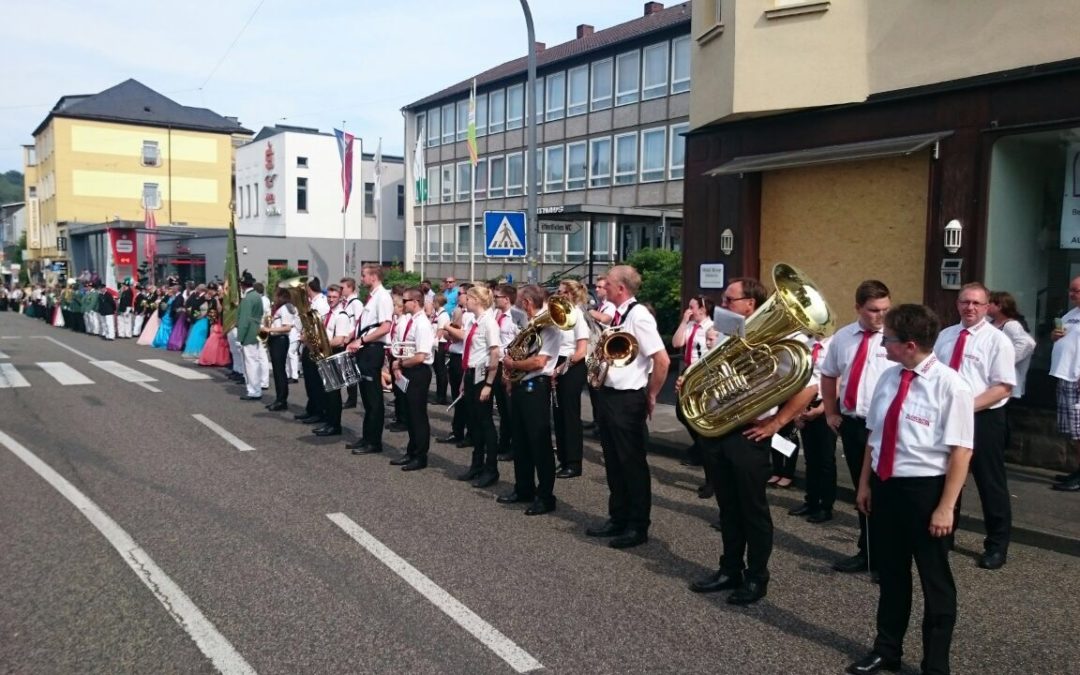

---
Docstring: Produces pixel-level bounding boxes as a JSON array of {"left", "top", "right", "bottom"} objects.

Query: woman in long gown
[
  {"left": 152, "top": 291, "right": 177, "bottom": 349},
  {"left": 182, "top": 286, "right": 215, "bottom": 359},
  {"left": 198, "top": 301, "right": 232, "bottom": 367},
  {"left": 166, "top": 287, "right": 194, "bottom": 351},
  {"left": 137, "top": 289, "right": 160, "bottom": 345}
]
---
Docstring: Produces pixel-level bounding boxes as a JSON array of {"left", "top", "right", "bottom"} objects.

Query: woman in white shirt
[
  {"left": 553, "top": 280, "right": 592, "bottom": 478},
  {"left": 672, "top": 295, "right": 715, "bottom": 476},
  {"left": 432, "top": 294, "right": 451, "bottom": 404},
  {"left": 987, "top": 291, "right": 1036, "bottom": 399}
]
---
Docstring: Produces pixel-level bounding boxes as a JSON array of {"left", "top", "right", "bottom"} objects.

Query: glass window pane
[
  {"left": 567, "top": 226, "right": 585, "bottom": 262},
  {"left": 545, "top": 72, "right": 565, "bottom": 121},
  {"left": 506, "top": 153, "right": 524, "bottom": 197},
  {"left": 441, "top": 104, "right": 454, "bottom": 144},
  {"left": 442, "top": 224, "right": 454, "bottom": 257},
  {"left": 475, "top": 159, "right": 488, "bottom": 197},
  {"left": 426, "top": 166, "right": 439, "bottom": 205},
  {"left": 594, "top": 219, "right": 612, "bottom": 260},
  {"left": 428, "top": 224, "right": 440, "bottom": 259},
  {"left": 489, "top": 156, "right": 505, "bottom": 198},
  {"left": 544, "top": 145, "right": 565, "bottom": 192},
  {"left": 456, "top": 99, "right": 468, "bottom": 141},
  {"left": 427, "top": 109, "right": 441, "bottom": 146},
  {"left": 457, "top": 162, "right": 471, "bottom": 201},
  {"left": 531, "top": 77, "right": 544, "bottom": 125},
  {"left": 507, "top": 83, "right": 524, "bottom": 130},
  {"left": 589, "top": 137, "right": 611, "bottom": 188},
  {"left": 671, "top": 36, "right": 691, "bottom": 94},
  {"left": 568, "top": 65, "right": 588, "bottom": 116},
  {"left": 441, "top": 165, "right": 454, "bottom": 203},
  {"left": 566, "top": 142, "right": 587, "bottom": 190},
  {"left": 489, "top": 89, "right": 505, "bottom": 132},
  {"left": 458, "top": 223, "right": 470, "bottom": 256},
  {"left": 670, "top": 123, "right": 688, "bottom": 179},
  {"left": 640, "top": 128, "right": 666, "bottom": 182},
  {"left": 615, "top": 51, "right": 640, "bottom": 106},
  {"left": 475, "top": 93, "right": 487, "bottom": 136},
  {"left": 643, "top": 43, "right": 669, "bottom": 100},
  {"left": 615, "top": 134, "right": 638, "bottom": 185},
  {"left": 591, "top": 58, "right": 612, "bottom": 111}
]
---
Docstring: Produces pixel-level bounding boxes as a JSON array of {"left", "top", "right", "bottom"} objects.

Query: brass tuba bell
[
  {"left": 503, "top": 296, "right": 576, "bottom": 384},
  {"left": 278, "top": 276, "right": 334, "bottom": 360},
  {"left": 677, "top": 263, "right": 833, "bottom": 438}
]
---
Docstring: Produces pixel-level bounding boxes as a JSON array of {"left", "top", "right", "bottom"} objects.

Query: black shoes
[
  {"left": 524, "top": 498, "right": 556, "bottom": 516},
  {"left": 437, "top": 433, "right": 464, "bottom": 444},
  {"left": 239, "top": 395, "right": 261, "bottom": 401},
  {"left": 833, "top": 553, "right": 870, "bottom": 573},
  {"left": 1052, "top": 475, "right": 1080, "bottom": 491},
  {"left": 609, "top": 529, "right": 648, "bottom": 549},
  {"left": 555, "top": 465, "right": 581, "bottom": 479},
  {"left": 977, "top": 550, "right": 1007, "bottom": 570},
  {"left": 689, "top": 570, "right": 743, "bottom": 594},
  {"left": 347, "top": 441, "right": 382, "bottom": 454},
  {"left": 472, "top": 472, "right": 499, "bottom": 488},
  {"left": 846, "top": 653, "right": 900, "bottom": 674},
  {"left": 455, "top": 436, "right": 473, "bottom": 448},
  {"left": 806, "top": 509, "right": 833, "bottom": 524},
  {"left": 696, "top": 483, "right": 715, "bottom": 499},
  {"left": 788, "top": 504, "right": 815, "bottom": 516},
  {"left": 342, "top": 400, "right": 357, "bottom": 409},
  {"left": 457, "top": 466, "right": 483, "bottom": 482},
  {"left": 386, "top": 421, "right": 408, "bottom": 432},
  {"left": 727, "top": 579, "right": 767, "bottom": 605},
  {"left": 389, "top": 455, "right": 413, "bottom": 466},
  {"left": 295, "top": 412, "right": 315, "bottom": 420},
  {"left": 497, "top": 452, "right": 514, "bottom": 462},
  {"left": 496, "top": 491, "right": 530, "bottom": 504},
  {"left": 313, "top": 425, "right": 342, "bottom": 437},
  {"left": 266, "top": 401, "right": 288, "bottom": 412},
  {"left": 299, "top": 415, "right": 324, "bottom": 425},
  {"left": 401, "top": 459, "right": 427, "bottom": 471},
  {"left": 585, "top": 521, "right": 626, "bottom": 538}
]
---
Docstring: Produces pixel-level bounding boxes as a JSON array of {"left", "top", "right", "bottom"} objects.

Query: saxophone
[{"left": 278, "top": 276, "right": 333, "bottom": 359}]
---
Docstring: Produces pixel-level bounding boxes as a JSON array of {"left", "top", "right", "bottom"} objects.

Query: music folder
[{"left": 712, "top": 307, "right": 746, "bottom": 338}]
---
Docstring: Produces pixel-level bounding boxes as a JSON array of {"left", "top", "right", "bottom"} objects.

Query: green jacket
[{"left": 236, "top": 288, "right": 263, "bottom": 346}]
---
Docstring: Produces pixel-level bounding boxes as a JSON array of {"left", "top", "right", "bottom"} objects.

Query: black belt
[
  {"left": 842, "top": 413, "right": 866, "bottom": 422},
  {"left": 601, "top": 386, "right": 645, "bottom": 394}
]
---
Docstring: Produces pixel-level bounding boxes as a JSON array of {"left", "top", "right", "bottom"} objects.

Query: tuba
[
  {"left": 278, "top": 276, "right": 333, "bottom": 359},
  {"left": 503, "top": 296, "right": 576, "bottom": 384},
  {"left": 678, "top": 263, "right": 833, "bottom": 438}
]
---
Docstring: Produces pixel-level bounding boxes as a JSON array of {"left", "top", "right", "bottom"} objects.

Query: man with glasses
[
  {"left": 388, "top": 288, "right": 435, "bottom": 471},
  {"left": 932, "top": 282, "right": 1015, "bottom": 570}
]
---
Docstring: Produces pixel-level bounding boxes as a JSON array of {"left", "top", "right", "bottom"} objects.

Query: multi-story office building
[
  {"left": 0, "top": 202, "right": 26, "bottom": 285},
  {"left": 22, "top": 79, "right": 251, "bottom": 284},
  {"left": 401, "top": 1, "right": 691, "bottom": 282},
  {"left": 234, "top": 125, "right": 405, "bottom": 283}
]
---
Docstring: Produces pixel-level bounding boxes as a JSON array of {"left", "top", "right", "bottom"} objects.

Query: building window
[
  {"left": 413, "top": 227, "right": 422, "bottom": 261},
  {"left": 614, "top": 133, "right": 638, "bottom": 185},
  {"left": 473, "top": 223, "right": 484, "bottom": 260},
  {"left": 532, "top": 77, "right": 544, "bottom": 124},
  {"left": 506, "top": 83, "right": 524, "bottom": 130},
  {"left": 671, "top": 36, "right": 691, "bottom": 94},
  {"left": 427, "top": 108, "right": 441, "bottom": 147},
  {"left": 489, "top": 156, "right": 506, "bottom": 198},
  {"left": 297, "top": 156, "right": 308, "bottom": 168},
  {"left": 615, "top": 50, "right": 640, "bottom": 106},
  {"left": 532, "top": 150, "right": 544, "bottom": 193},
  {"left": 640, "top": 128, "right": 667, "bottom": 182},
  {"left": 297, "top": 177, "right": 308, "bottom": 212},
  {"left": 589, "top": 137, "right": 612, "bottom": 188},
  {"left": 475, "top": 93, "right": 488, "bottom": 136},
  {"left": 544, "top": 145, "right": 565, "bottom": 193},
  {"left": 237, "top": 187, "right": 244, "bottom": 217},
  {"left": 543, "top": 232, "right": 564, "bottom": 263},
  {"left": 397, "top": 184, "right": 405, "bottom": 217},
  {"left": 506, "top": 152, "right": 525, "bottom": 197},
  {"left": 141, "top": 140, "right": 160, "bottom": 166},
  {"left": 28, "top": 186, "right": 37, "bottom": 198},
  {"left": 441, "top": 165, "right": 454, "bottom": 203},
  {"left": 297, "top": 259, "right": 309, "bottom": 274},
  {"left": 456, "top": 99, "right": 469, "bottom": 141},
  {"left": 457, "top": 161, "right": 472, "bottom": 201},
  {"left": 591, "top": 58, "right": 613, "bottom": 111},
  {"left": 441, "top": 223, "right": 454, "bottom": 259},
  {"left": 142, "top": 182, "right": 161, "bottom": 209},
  {"left": 642, "top": 42, "right": 669, "bottom": 100},
  {"left": 545, "top": 71, "right": 566, "bottom": 121},
  {"left": 254, "top": 184, "right": 259, "bottom": 213},
  {"left": 593, "top": 219, "right": 614, "bottom": 261},
  {"left": 567, "top": 226, "right": 585, "bottom": 262},
  {"left": 416, "top": 112, "right": 426, "bottom": 140},
  {"left": 475, "top": 159, "right": 488, "bottom": 199},
  {"left": 669, "top": 123, "right": 688, "bottom": 179},
  {"left": 567, "top": 65, "right": 588, "bottom": 117},
  {"left": 364, "top": 182, "right": 375, "bottom": 215},
  {"left": 488, "top": 89, "right": 505, "bottom": 133},
  {"left": 441, "top": 103, "right": 455, "bottom": 145},
  {"left": 428, "top": 224, "right": 440, "bottom": 260},
  {"left": 426, "top": 166, "right": 439, "bottom": 205},
  {"left": 457, "top": 223, "right": 471, "bottom": 258},
  {"left": 566, "top": 141, "right": 587, "bottom": 191}
]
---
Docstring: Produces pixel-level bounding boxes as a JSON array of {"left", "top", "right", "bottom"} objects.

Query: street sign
[
  {"left": 538, "top": 220, "right": 581, "bottom": 235},
  {"left": 700, "top": 263, "right": 726, "bottom": 289},
  {"left": 484, "top": 210, "right": 527, "bottom": 257}
]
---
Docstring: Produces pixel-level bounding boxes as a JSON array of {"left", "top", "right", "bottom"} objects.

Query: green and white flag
[{"left": 413, "top": 127, "right": 427, "bottom": 203}]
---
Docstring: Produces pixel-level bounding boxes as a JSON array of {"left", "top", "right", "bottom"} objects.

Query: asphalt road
[{"left": 1, "top": 312, "right": 1077, "bottom": 674}]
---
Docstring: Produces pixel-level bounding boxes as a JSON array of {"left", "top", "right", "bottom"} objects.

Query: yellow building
[{"left": 23, "top": 79, "right": 250, "bottom": 282}]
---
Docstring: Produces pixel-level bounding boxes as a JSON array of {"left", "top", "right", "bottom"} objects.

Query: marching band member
[
  {"left": 493, "top": 285, "right": 520, "bottom": 462},
  {"left": 296, "top": 278, "right": 331, "bottom": 426},
  {"left": 344, "top": 266, "right": 393, "bottom": 454},
  {"left": 456, "top": 286, "right": 502, "bottom": 487},
  {"left": 441, "top": 285, "right": 475, "bottom": 446},
  {"left": 554, "top": 280, "right": 591, "bottom": 479},
  {"left": 432, "top": 293, "right": 451, "bottom": 404},
  {"left": 497, "top": 285, "right": 562, "bottom": 516},
  {"left": 315, "top": 284, "right": 351, "bottom": 437},
  {"left": 790, "top": 335, "right": 838, "bottom": 523},
  {"left": 387, "top": 293, "right": 410, "bottom": 433},
  {"left": 672, "top": 295, "right": 715, "bottom": 471},
  {"left": 388, "top": 288, "right": 435, "bottom": 471},
  {"left": 263, "top": 287, "right": 297, "bottom": 412},
  {"left": 585, "top": 265, "right": 670, "bottom": 549},
  {"left": 117, "top": 279, "right": 135, "bottom": 338},
  {"left": 932, "top": 282, "right": 1015, "bottom": 570},
  {"left": 340, "top": 277, "right": 363, "bottom": 409},
  {"left": 820, "top": 280, "right": 892, "bottom": 576},
  {"left": 848, "top": 304, "right": 973, "bottom": 675}
]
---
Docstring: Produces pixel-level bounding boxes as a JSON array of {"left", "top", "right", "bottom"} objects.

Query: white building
[
  {"left": 1, "top": 202, "right": 27, "bottom": 283},
  {"left": 234, "top": 125, "right": 405, "bottom": 282}
]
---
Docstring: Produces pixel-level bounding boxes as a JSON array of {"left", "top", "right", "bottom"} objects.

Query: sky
[{"left": 0, "top": 0, "right": 651, "bottom": 172}]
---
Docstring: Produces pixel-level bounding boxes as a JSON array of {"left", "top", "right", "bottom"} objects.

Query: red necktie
[
  {"left": 948, "top": 329, "right": 970, "bottom": 370},
  {"left": 842, "top": 330, "right": 873, "bottom": 412},
  {"left": 684, "top": 323, "right": 700, "bottom": 365},
  {"left": 462, "top": 323, "right": 478, "bottom": 366},
  {"left": 497, "top": 312, "right": 506, "bottom": 327},
  {"left": 401, "top": 318, "right": 414, "bottom": 342},
  {"left": 812, "top": 342, "right": 822, "bottom": 366},
  {"left": 613, "top": 311, "right": 621, "bottom": 325},
  {"left": 877, "top": 369, "right": 916, "bottom": 481},
  {"left": 324, "top": 302, "right": 336, "bottom": 327}
]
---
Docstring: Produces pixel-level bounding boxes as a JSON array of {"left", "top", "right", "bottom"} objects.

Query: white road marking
[
  {"left": 0, "top": 336, "right": 21, "bottom": 339},
  {"left": 136, "top": 382, "right": 163, "bottom": 393},
  {"left": 33, "top": 335, "right": 95, "bottom": 361},
  {"left": 0, "top": 430, "right": 256, "bottom": 675},
  {"left": 88, "top": 361, "right": 162, "bottom": 393},
  {"left": 0, "top": 363, "right": 30, "bottom": 388},
  {"left": 0, "top": 350, "right": 8, "bottom": 359},
  {"left": 139, "top": 359, "right": 211, "bottom": 380},
  {"left": 327, "top": 513, "right": 543, "bottom": 674},
  {"left": 192, "top": 414, "right": 254, "bottom": 452},
  {"left": 37, "top": 362, "right": 94, "bottom": 386}
]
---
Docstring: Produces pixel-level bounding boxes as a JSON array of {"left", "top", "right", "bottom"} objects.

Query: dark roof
[
  {"left": 404, "top": 1, "right": 691, "bottom": 110},
  {"left": 33, "top": 79, "right": 252, "bottom": 137},
  {"left": 246, "top": 126, "right": 403, "bottom": 162}
]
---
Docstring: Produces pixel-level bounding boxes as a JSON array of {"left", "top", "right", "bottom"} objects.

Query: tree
[
  {"left": 0, "top": 171, "right": 24, "bottom": 205},
  {"left": 624, "top": 248, "right": 682, "bottom": 341}
]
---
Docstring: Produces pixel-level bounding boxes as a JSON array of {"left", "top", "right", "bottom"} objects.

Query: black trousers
[
  {"left": 448, "top": 352, "right": 469, "bottom": 437},
  {"left": 403, "top": 365, "right": 432, "bottom": 460},
  {"left": 871, "top": 474, "right": 956, "bottom": 675},
  {"left": 494, "top": 365, "right": 513, "bottom": 456},
  {"left": 301, "top": 348, "right": 325, "bottom": 417},
  {"left": 465, "top": 368, "right": 498, "bottom": 472},
  {"left": 355, "top": 344, "right": 385, "bottom": 447},
  {"left": 433, "top": 346, "right": 449, "bottom": 401},
  {"left": 800, "top": 414, "right": 838, "bottom": 511},
  {"left": 324, "top": 349, "right": 344, "bottom": 428},
  {"left": 268, "top": 336, "right": 290, "bottom": 403},
  {"left": 966, "top": 407, "right": 1011, "bottom": 554},
  {"left": 511, "top": 376, "right": 555, "bottom": 502},
  {"left": 392, "top": 357, "right": 410, "bottom": 425},
  {"left": 554, "top": 357, "right": 586, "bottom": 469},
  {"left": 770, "top": 424, "right": 800, "bottom": 479},
  {"left": 596, "top": 387, "right": 651, "bottom": 530},
  {"left": 701, "top": 428, "right": 773, "bottom": 582},
  {"left": 840, "top": 414, "right": 873, "bottom": 563}
]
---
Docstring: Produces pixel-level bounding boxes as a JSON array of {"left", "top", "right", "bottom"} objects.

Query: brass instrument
[
  {"left": 278, "top": 276, "right": 333, "bottom": 359},
  {"left": 503, "top": 296, "right": 576, "bottom": 384},
  {"left": 257, "top": 313, "right": 272, "bottom": 345},
  {"left": 390, "top": 341, "right": 417, "bottom": 359},
  {"left": 678, "top": 263, "right": 833, "bottom": 438},
  {"left": 586, "top": 327, "right": 640, "bottom": 388}
]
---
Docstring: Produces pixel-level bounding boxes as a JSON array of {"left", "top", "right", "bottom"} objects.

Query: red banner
[{"left": 109, "top": 228, "right": 137, "bottom": 266}]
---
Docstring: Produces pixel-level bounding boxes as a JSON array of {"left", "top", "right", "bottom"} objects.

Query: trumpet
[
  {"left": 390, "top": 340, "right": 417, "bottom": 359},
  {"left": 503, "top": 296, "right": 576, "bottom": 384}
]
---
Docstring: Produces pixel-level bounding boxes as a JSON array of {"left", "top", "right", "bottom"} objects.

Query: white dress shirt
[
  {"left": 406, "top": 309, "right": 435, "bottom": 366},
  {"left": 819, "top": 321, "right": 892, "bottom": 417},
  {"left": 559, "top": 306, "right": 591, "bottom": 357},
  {"left": 495, "top": 308, "right": 519, "bottom": 348},
  {"left": 522, "top": 314, "right": 562, "bottom": 380},
  {"left": 998, "top": 319, "right": 1035, "bottom": 398},
  {"left": 603, "top": 297, "right": 665, "bottom": 391},
  {"left": 681, "top": 318, "right": 713, "bottom": 367},
  {"left": 434, "top": 308, "right": 450, "bottom": 344},
  {"left": 867, "top": 355, "right": 974, "bottom": 477},
  {"left": 1051, "top": 307, "right": 1080, "bottom": 383},
  {"left": 933, "top": 318, "right": 1016, "bottom": 410},
  {"left": 448, "top": 311, "right": 475, "bottom": 355},
  {"left": 309, "top": 293, "right": 330, "bottom": 321},
  {"left": 359, "top": 286, "right": 394, "bottom": 345},
  {"left": 465, "top": 309, "right": 501, "bottom": 370}
]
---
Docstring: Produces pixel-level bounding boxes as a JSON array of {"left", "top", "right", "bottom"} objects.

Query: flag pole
[
  {"left": 467, "top": 78, "right": 478, "bottom": 284},
  {"left": 341, "top": 120, "right": 348, "bottom": 278},
  {"left": 377, "top": 137, "right": 383, "bottom": 267}
]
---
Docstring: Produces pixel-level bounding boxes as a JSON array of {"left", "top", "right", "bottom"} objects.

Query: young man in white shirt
[
  {"left": 297, "top": 277, "right": 331, "bottom": 425},
  {"left": 315, "top": 284, "right": 354, "bottom": 437},
  {"left": 493, "top": 284, "right": 520, "bottom": 462},
  {"left": 344, "top": 266, "right": 394, "bottom": 454},
  {"left": 388, "top": 288, "right": 435, "bottom": 471},
  {"left": 932, "top": 282, "right": 1015, "bottom": 570},
  {"left": 848, "top": 304, "right": 973, "bottom": 675},
  {"left": 1050, "top": 275, "right": 1080, "bottom": 491},
  {"left": 339, "top": 277, "right": 363, "bottom": 409}
]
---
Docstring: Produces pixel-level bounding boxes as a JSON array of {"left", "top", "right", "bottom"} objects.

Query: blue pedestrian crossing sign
[{"left": 484, "top": 210, "right": 527, "bottom": 258}]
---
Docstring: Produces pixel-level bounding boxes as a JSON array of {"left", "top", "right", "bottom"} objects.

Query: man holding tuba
[
  {"left": 584, "top": 265, "right": 670, "bottom": 550},
  {"left": 296, "top": 277, "right": 331, "bottom": 427}
]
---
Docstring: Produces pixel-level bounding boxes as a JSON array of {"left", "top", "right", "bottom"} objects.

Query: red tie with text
[
  {"left": 842, "top": 331, "right": 873, "bottom": 412},
  {"left": 684, "top": 323, "right": 700, "bottom": 365},
  {"left": 401, "top": 318, "right": 414, "bottom": 343},
  {"left": 948, "top": 329, "right": 970, "bottom": 370},
  {"left": 877, "top": 369, "right": 916, "bottom": 481},
  {"left": 461, "top": 323, "right": 478, "bottom": 366}
]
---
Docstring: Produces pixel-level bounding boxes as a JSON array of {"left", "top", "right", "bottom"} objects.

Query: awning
[
  {"left": 704, "top": 131, "right": 953, "bottom": 176},
  {"left": 533, "top": 204, "right": 682, "bottom": 221}
]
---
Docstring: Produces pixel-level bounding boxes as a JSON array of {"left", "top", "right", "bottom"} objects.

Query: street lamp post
[{"left": 520, "top": 0, "right": 539, "bottom": 284}]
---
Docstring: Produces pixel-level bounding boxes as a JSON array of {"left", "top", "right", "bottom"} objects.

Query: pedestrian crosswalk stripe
[
  {"left": 90, "top": 360, "right": 158, "bottom": 383},
  {"left": 0, "top": 350, "right": 8, "bottom": 359},
  {"left": 0, "top": 363, "right": 30, "bottom": 388},
  {"left": 37, "top": 362, "right": 94, "bottom": 386},
  {"left": 138, "top": 359, "right": 211, "bottom": 380}
]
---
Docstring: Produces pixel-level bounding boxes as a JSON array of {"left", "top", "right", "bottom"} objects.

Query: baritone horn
[
  {"left": 677, "top": 263, "right": 833, "bottom": 438},
  {"left": 503, "top": 296, "right": 576, "bottom": 383},
  {"left": 586, "top": 327, "right": 639, "bottom": 388}
]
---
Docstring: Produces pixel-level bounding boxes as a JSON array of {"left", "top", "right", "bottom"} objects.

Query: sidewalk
[{"left": 427, "top": 395, "right": 1080, "bottom": 557}]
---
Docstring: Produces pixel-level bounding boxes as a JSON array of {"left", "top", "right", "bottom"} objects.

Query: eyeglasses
[
  {"left": 444, "top": 279, "right": 454, "bottom": 284},
  {"left": 957, "top": 301, "right": 987, "bottom": 307},
  {"left": 494, "top": 294, "right": 506, "bottom": 299},
  {"left": 880, "top": 336, "right": 907, "bottom": 344},
  {"left": 721, "top": 296, "right": 750, "bottom": 305}
]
